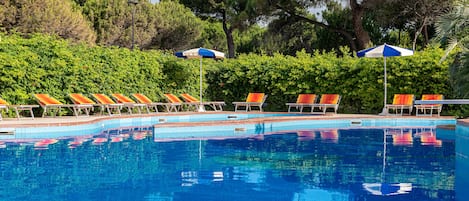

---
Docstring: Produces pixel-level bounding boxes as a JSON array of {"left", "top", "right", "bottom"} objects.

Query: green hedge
[
  {"left": 0, "top": 33, "right": 201, "bottom": 116},
  {"left": 206, "top": 46, "right": 454, "bottom": 114},
  {"left": 0, "top": 33, "right": 461, "bottom": 117}
]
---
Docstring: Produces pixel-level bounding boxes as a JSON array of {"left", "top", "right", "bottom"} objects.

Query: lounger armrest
[
  {"left": 233, "top": 101, "right": 262, "bottom": 105},
  {"left": 9, "top": 105, "right": 40, "bottom": 108},
  {"left": 286, "top": 103, "right": 315, "bottom": 106},
  {"left": 415, "top": 104, "right": 440, "bottom": 107},
  {"left": 315, "top": 103, "right": 338, "bottom": 106},
  {"left": 121, "top": 103, "right": 146, "bottom": 107},
  {"left": 386, "top": 104, "right": 412, "bottom": 107},
  {"left": 149, "top": 102, "right": 169, "bottom": 106},
  {"left": 105, "top": 103, "right": 124, "bottom": 106},
  {"left": 203, "top": 101, "right": 225, "bottom": 105}
]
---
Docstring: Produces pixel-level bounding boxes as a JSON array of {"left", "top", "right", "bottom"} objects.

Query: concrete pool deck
[{"left": 0, "top": 112, "right": 463, "bottom": 128}]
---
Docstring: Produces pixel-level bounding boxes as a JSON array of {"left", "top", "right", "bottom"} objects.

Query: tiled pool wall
[
  {"left": 0, "top": 113, "right": 459, "bottom": 140},
  {"left": 0, "top": 113, "right": 306, "bottom": 139},
  {"left": 153, "top": 118, "right": 457, "bottom": 140}
]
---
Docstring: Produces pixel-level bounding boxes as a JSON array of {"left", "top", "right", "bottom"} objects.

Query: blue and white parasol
[
  {"left": 175, "top": 48, "right": 225, "bottom": 112},
  {"left": 357, "top": 44, "right": 414, "bottom": 115}
]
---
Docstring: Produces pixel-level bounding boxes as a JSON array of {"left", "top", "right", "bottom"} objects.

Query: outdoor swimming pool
[{"left": 0, "top": 114, "right": 467, "bottom": 201}]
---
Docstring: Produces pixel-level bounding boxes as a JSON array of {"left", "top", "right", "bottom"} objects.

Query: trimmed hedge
[
  {"left": 206, "top": 46, "right": 454, "bottom": 114},
  {"left": 0, "top": 33, "right": 200, "bottom": 116},
  {"left": 0, "top": 33, "right": 461, "bottom": 116}
]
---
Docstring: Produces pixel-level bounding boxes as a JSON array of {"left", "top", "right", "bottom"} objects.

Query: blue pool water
[{"left": 0, "top": 123, "right": 466, "bottom": 201}]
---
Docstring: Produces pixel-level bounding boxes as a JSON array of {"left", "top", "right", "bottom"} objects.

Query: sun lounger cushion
[
  {"left": 92, "top": 94, "right": 123, "bottom": 116},
  {"left": 286, "top": 94, "right": 317, "bottom": 113},
  {"left": 70, "top": 93, "right": 96, "bottom": 104},
  {"left": 233, "top": 93, "right": 267, "bottom": 112},
  {"left": 180, "top": 93, "right": 225, "bottom": 111},
  {"left": 385, "top": 94, "right": 414, "bottom": 115},
  {"left": 165, "top": 94, "right": 184, "bottom": 103},
  {"left": 35, "top": 94, "right": 62, "bottom": 105},
  {"left": 131, "top": 93, "right": 172, "bottom": 113},
  {"left": 415, "top": 94, "right": 443, "bottom": 116},
  {"left": 246, "top": 93, "right": 265, "bottom": 103},
  {"left": 310, "top": 94, "right": 341, "bottom": 114}
]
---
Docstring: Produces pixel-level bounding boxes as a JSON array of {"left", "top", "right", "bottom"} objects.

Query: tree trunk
[
  {"left": 222, "top": 11, "right": 235, "bottom": 58},
  {"left": 412, "top": 16, "right": 427, "bottom": 51},
  {"left": 423, "top": 24, "right": 429, "bottom": 45},
  {"left": 350, "top": 0, "right": 371, "bottom": 49},
  {"left": 398, "top": 28, "right": 401, "bottom": 44}
]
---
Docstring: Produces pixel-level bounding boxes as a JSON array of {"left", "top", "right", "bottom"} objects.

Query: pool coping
[{"left": 0, "top": 111, "right": 459, "bottom": 128}]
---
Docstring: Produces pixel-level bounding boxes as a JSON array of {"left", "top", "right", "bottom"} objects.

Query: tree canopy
[
  {"left": 1, "top": 0, "right": 96, "bottom": 43},
  {"left": 0, "top": 0, "right": 462, "bottom": 56}
]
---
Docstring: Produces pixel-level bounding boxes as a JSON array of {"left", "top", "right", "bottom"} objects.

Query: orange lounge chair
[
  {"left": 163, "top": 93, "right": 187, "bottom": 112},
  {"left": 68, "top": 93, "right": 100, "bottom": 116},
  {"left": 384, "top": 94, "right": 415, "bottom": 115},
  {"left": 232, "top": 92, "right": 267, "bottom": 112},
  {"left": 286, "top": 94, "right": 317, "bottom": 113},
  {"left": 131, "top": 93, "right": 171, "bottom": 113},
  {"left": 111, "top": 93, "right": 147, "bottom": 114},
  {"left": 91, "top": 94, "right": 123, "bottom": 116},
  {"left": 414, "top": 94, "right": 443, "bottom": 116},
  {"left": 34, "top": 94, "right": 92, "bottom": 117},
  {"left": 311, "top": 94, "right": 341, "bottom": 114},
  {"left": 0, "top": 96, "right": 39, "bottom": 120},
  {"left": 180, "top": 93, "right": 225, "bottom": 111}
]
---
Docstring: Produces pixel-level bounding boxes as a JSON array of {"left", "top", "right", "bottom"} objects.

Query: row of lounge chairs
[
  {"left": 285, "top": 94, "right": 341, "bottom": 114},
  {"left": 0, "top": 92, "right": 446, "bottom": 120},
  {"left": 283, "top": 93, "right": 444, "bottom": 116},
  {"left": 0, "top": 93, "right": 227, "bottom": 119},
  {"left": 384, "top": 94, "right": 444, "bottom": 116}
]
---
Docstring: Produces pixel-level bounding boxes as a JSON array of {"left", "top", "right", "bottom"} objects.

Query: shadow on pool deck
[{"left": 0, "top": 111, "right": 459, "bottom": 128}]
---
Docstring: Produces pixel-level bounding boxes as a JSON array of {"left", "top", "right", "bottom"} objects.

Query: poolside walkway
[{"left": 0, "top": 112, "right": 458, "bottom": 128}]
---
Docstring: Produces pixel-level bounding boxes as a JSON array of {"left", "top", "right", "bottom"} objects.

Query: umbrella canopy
[
  {"left": 357, "top": 44, "right": 414, "bottom": 115},
  {"left": 357, "top": 44, "right": 413, "bottom": 58},
  {"left": 175, "top": 48, "right": 225, "bottom": 112},
  {"left": 175, "top": 48, "right": 225, "bottom": 59}
]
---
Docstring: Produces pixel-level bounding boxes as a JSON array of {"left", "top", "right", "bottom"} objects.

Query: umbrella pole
[
  {"left": 198, "top": 57, "right": 205, "bottom": 112},
  {"left": 382, "top": 129, "right": 387, "bottom": 182},
  {"left": 380, "top": 57, "right": 388, "bottom": 115},
  {"left": 384, "top": 57, "right": 387, "bottom": 110}
]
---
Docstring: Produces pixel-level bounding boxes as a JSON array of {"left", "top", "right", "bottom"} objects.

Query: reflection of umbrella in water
[
  {"left": 363, "top": 129, "right": 412, "bottom": 196},
  {"left": 175, "top": 48, "right": 225, "bottom": 112},
  {"left": 357, "top": 44, "right": 414, "bottom": 115}
]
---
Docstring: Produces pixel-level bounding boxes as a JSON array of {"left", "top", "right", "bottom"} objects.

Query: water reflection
[
  {"left": 0, "top": 126, "right": 460, "bottom": 201},
  {"left": 296, "top": 129, "right": 339, "bottom": 143},
  {"left": 456, "top": 125, "right": 469, "bottom": 201}
]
